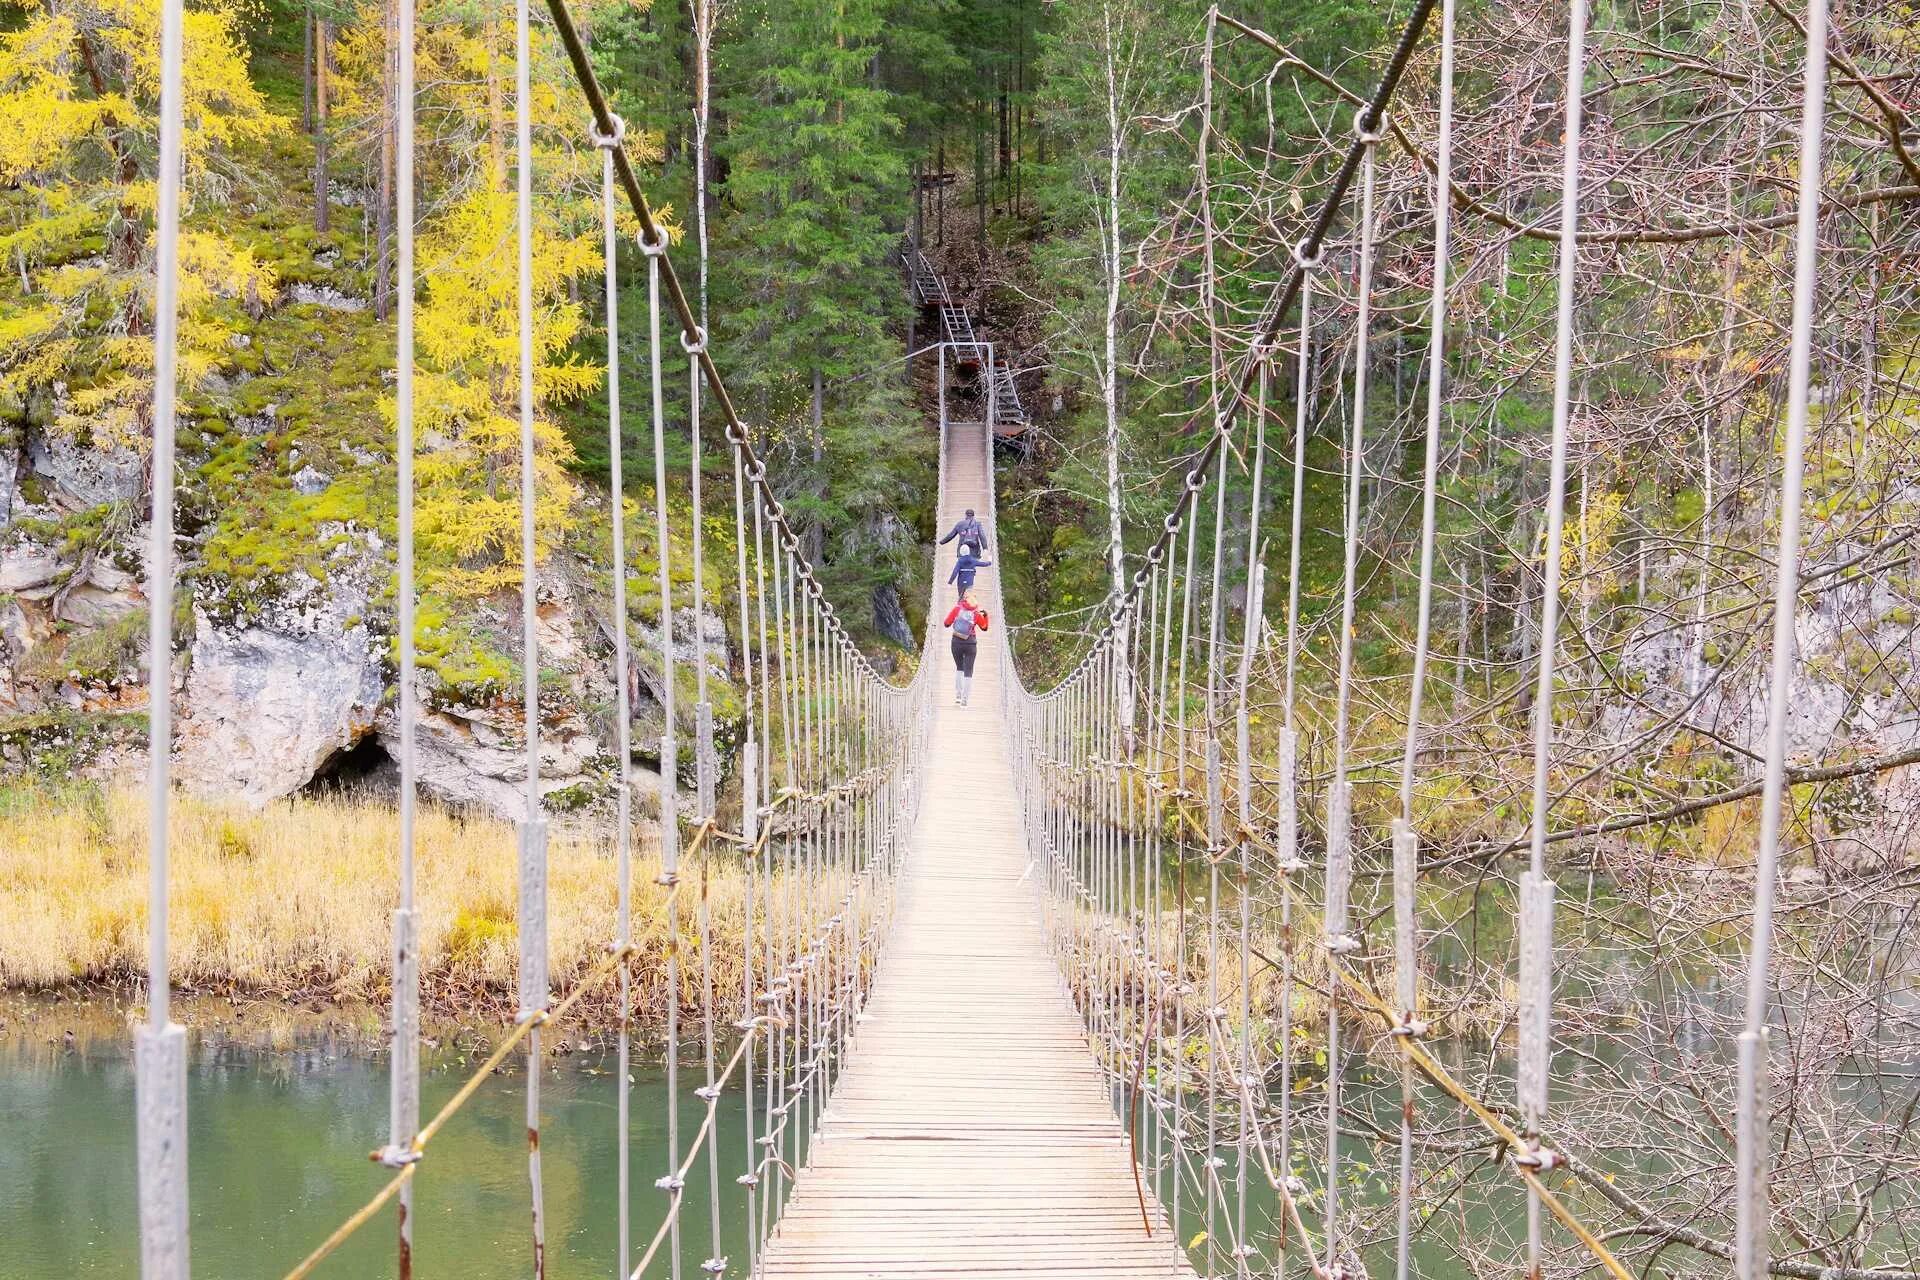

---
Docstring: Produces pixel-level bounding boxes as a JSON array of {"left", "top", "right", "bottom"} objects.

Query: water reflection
[{"left": 0, "top": 1020, "right": 756, "bottom": 1277}]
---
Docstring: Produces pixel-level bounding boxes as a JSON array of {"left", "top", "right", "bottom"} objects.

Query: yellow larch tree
[{"left": 0, "top": 0, "right": 282, "bottom": 453}]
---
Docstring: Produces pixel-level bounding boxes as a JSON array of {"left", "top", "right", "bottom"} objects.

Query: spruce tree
[{"left": 719, "top": 0, "right": 923, "bottom": 622}]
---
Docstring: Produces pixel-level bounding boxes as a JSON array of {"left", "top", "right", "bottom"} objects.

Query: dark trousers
[{"left": 950, "top": 636, "right": 978, "bottom": 675}]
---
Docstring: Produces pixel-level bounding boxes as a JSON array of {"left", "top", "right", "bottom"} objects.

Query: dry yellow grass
[{"left": 0, "top": 787, "right": 776, "bottom": 1028}]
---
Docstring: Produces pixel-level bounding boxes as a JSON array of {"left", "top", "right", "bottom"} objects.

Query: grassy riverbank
[{"left": 0, "top": 786, "right": 755, "bottom": 1030}]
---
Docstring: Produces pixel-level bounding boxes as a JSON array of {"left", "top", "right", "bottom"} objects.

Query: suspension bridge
[
  {"left": 757, "top": 418, "right": 1191, "bottom": 1279},
  {"left": 116, "top": 0, "right": 1891, "bottom": 1273}
]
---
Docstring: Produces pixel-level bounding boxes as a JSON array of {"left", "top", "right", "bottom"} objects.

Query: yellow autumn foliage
[{"left": 0, "top": 0, "right": 283, "bottom": 445}]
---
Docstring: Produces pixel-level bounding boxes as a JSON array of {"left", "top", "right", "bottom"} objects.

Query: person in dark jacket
[
  {"left": 948, "top": 550, "right": 993, "bottom": 599},
  {"left": 938, "top": 509, "right": 987, "bottom": 557},
  {"left": 945, "top": 592, "right": 989, "bottom": 705}
]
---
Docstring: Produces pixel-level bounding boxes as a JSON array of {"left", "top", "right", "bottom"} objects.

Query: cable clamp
[
  {"left": 655, "top": 1174, "right": 685, "bottom": 1192},
  {"left": 1353, "top": 107, "right": 1387, "bottom": 145},
  {"left": 589, "top": 113, "right": 626, "bottom": 150},
  {"left": 1275, "top": 856, "right": 1308, "bottom": 874},
  {"left": 1325, "top": 932, "right": 1361, "bottom": 956},
  {"left": 701, "top": 1257, "right": 729, "bottom": 1275},
  {"left": 637, "top": 226, "right": 670, "bottom": 257},
  {"left": 1183, "top": 468, "right": 1206, "bottom": 494},
  {"left": 681, "top": 325, "right": 708, "bottom": 356},
  {"left": 1282, "top": 1175, "right": 1309, "bottom": 1197},
  {"left": 736, "top": 1172, "right": 761, "bottom": 1188},
  {"left": 655, "top": 870, "right": 680, "bottom": 888},
  {"left": 1231, "top": 1244, "right": 1259, "bottom": 1260},
  {"left": 1390, "top": 1015, "right": 1429, "bottom": 1038},
  {"left": 695, "top": 1085, "right": 719, "bottom": 1101},
  {"left": 1292, "top": 238, "right": 1324, "bottom": 271},
  {"left": 375, "top": 1143, "right": 423, "bottom": 1169},
  {"left": 1513, "top": 1141, "right": 1560, "bottom": 1171}
]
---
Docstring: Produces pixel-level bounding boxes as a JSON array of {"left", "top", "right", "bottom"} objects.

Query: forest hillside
[{"left": 3, "top": 0, "right": 1919, "bottom": 879}]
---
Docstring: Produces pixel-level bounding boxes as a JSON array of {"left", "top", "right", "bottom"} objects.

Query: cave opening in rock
[{"left": 304, "top": 734, "right": 398, "bottom": 798}]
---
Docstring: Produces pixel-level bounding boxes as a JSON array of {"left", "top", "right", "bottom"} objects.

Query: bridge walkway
[{"left": 757, "top": 421, "right": 1192, "bottom": 1279}]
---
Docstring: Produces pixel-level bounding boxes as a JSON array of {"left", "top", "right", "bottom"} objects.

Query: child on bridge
[
  {"left": 945, "top": 591, "right": 988, "bottom": 706},
  {"left": 948, "top": 549, "right": 993, "bottom": 600}
]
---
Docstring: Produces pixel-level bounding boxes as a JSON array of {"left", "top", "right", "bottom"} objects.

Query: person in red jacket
[{"left": 944, "top": 591, "right": 989, "bottom": 706}]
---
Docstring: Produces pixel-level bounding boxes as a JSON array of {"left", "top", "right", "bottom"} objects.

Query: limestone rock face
[
  {"left": 174, "top": 585, "right": 386, "bottom": 805},
  {"left": 373, "top": 573, "right": 602, "bottom": 815},
  {"left": 1615, "top": 543, "right": 1920, "bottom": 868},
  {"left": 4, "top": 414, "right": 744, "bottom": 820},
  {"left": 27, "top": 429, "right": 145, "bottom": 508},
  {"left": 378, "top": 699, "right": 604, "bottom": 818},
  {"left": 0, "top": 542, "right": 62, "bottom": 593},
  {"left": 872, "top": 581, "right": 915, "bottom": 651}
]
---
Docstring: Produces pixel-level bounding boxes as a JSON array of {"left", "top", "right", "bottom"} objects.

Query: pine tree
[
  {"left": 719, "top": 0, "right": 922, "bottom": 609},
  {"left": 720, "top": 0, "right": 905, "bottom": 460}
]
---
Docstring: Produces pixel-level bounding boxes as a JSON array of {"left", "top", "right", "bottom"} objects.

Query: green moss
[
  {"left": 0, "top": 709, "right": 147, "bottom": 777},
  {"left": 543, "top": 781, "right": 601, "bottom": 813},
  {"left": 413, "top": 609, "right": 517, "bottom": 704},
  {"left": 12, "top": 500, "right": 134, "bottom": 559},
  {"left": 21, "top": 608, "right": 148, "bottom": 685}
]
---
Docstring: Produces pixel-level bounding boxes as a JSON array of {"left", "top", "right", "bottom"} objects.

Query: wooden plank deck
[{"left": 759, "top": 422, "right": 1194, "bottom": 1279}]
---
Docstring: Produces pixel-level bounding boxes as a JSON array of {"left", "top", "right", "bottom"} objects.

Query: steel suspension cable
[
  {"left": 382, "top": 0, "right": 423, "bottom": 1261},
  {"left": 1275, "top": 256, "right": 1315, "bottom": 1236},
  {"left": 1203, "top": 440, "right": 1230, "bottom": 1278},
  {"left": 1324, "top": 119, "right": 1381, "bottom": 1280},
  {"left": 767, "top": 505, "right": 795, "bottom": 1217},
  {"left": 1391, "top": 1, "right": 1456, "bottom": 1275},
  {"left": 730, "top": 437, "right": 761, "bottom": 1278},
  {"left": 1516, "top": 0, "right": 1589, "bottom": 1272},
  {"left": 590, "top": 110, "right": 634, "bottom": 1280},
  {"left": 1172, "top": 472, "right": 1201, "bottom": 1255},
  {"left": 510, "top": 0, "right": 550, "bottom": 1266},
  {"left": 1737, "top": 1, "right": 1830, "bottom": 1275},
  {"left": 683, "top": 304, "right": 726, "bottom": 1276},
  {"left": 1231, "top": 350, "right": 1272, "bottom": 1279},
  {"left": 135, "top": 0, "right": 189, "bottom": 1269},
  {"left": 640, "top": 221, "right": 685, "bottom": 1280},
  {"left": 750, "top": 478, "right": 776, "bottom": 1256}
]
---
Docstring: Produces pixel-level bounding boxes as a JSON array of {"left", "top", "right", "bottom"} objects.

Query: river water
[
  {"left": 1, "top": 1019, "right": 759, "bottom": 1278},
  {"left": 6, "top": 873, "right": 1915, "bottom": 1277},
  {"left": 3, "top": 1000, "right": 1498, "bottom": 1277}
]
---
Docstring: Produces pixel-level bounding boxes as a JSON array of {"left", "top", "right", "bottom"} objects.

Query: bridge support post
[{"left": 135, "top": 1021, "right": 190, "bottom": 1280}]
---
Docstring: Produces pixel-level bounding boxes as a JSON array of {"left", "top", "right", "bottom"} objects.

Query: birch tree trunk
[{"left": 1097, "top": 0, "right": 1138, "bottom": 740}]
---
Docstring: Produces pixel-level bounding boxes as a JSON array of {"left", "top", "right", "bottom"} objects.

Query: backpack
[{"left": 952, "top": 606, "right": 978, "bottom": 639}]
